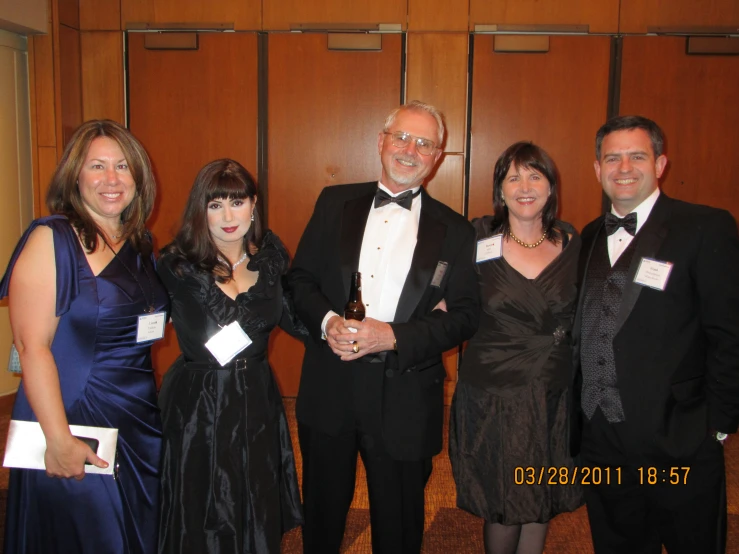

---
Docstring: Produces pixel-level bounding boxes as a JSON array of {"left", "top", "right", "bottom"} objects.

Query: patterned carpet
[{"left": 0, "top": 394, "right": 737, "bottom": 553}]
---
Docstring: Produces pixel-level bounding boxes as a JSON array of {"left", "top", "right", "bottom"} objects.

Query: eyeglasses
[{"left": 383, "top": 131, "right": 438, "bottom": 156}]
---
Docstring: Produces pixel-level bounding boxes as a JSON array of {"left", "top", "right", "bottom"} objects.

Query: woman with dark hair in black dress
[
  {"left": 450, "top": 142, "right": 583, "bottom": 554},
  {"left": 157, "top": 159, "right": 305, "bottom": 554}
]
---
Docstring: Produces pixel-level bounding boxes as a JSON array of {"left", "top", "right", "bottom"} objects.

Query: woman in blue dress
[{"left": 0, "top": 119, "right": 167, "bottom": 553}]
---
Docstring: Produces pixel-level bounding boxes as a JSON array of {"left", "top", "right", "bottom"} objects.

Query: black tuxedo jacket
[
  {"left": 288, "top": 182, "right": 480, "bottom": 461},
  {"left": 571, "top": 193, "right": 739, "bottom": 460}
]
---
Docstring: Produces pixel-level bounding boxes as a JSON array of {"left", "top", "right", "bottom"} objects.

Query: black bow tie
[
  {"left": 374, "top": 188, "right": 420, "bottom": 210},
  {"left": 604, "top": 212, "right": 637, "bottom": 236}
]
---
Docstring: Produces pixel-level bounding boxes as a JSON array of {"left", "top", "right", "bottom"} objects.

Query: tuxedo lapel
[
  {"left": 614, "top": 194, "right": 671, "bottom": 334},
  {"left": 339, "top": 188, "right": 375, "bottom": 302},
  {"left": 394, "top": 191, "right": 446, "bottom": 324}
]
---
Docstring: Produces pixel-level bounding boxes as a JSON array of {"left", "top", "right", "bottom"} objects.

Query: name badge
[
  {"left": 136, "top": 312, "right": 166, "bottom": 343},
  {"left": 205, "top": 321, "right": 253, "bottom": 366},
  {"left": 476, "top": 234, "right": 503, "bottom": 263},
  {"left": 634, "top": 257, "right": 673, "bottom": 291},
  {"left": 430, "top": 261, "right": 448, "bottom": 288}
]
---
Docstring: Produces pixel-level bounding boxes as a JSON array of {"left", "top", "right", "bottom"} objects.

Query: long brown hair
[
  {"left": 163, "top": 159, "right": 263, "bottom": 282},
  {"left": 46, "top": 119, "right": 156, "bottom": 252}
]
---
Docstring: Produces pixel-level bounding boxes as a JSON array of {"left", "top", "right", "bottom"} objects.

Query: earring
[
  {"left": 251, "top": 212, "right": 255, "bottom": 222},
  {"left": 501, "top": 195, "right": 505, "bottom": 205}
]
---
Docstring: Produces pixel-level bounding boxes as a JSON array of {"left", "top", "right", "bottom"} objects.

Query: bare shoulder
[{"left": 10, "top": 226, "right": 56, "bottom": 287}]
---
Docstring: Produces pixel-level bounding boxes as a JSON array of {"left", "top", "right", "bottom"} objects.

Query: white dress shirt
[
  {"left": 608, "top": 188, "right": 660, "bottom": 266},
  {"left": 321, "top": 182, "right": 422, "bottom": 333}
]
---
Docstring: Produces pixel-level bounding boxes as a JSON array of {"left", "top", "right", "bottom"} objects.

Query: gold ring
[{"left": 352, "top": 343, "right": 359, "bottom": 354}]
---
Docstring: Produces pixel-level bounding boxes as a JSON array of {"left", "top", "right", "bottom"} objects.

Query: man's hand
[{"left": 325, "top": 316, "right": 395, "bottom": 361}]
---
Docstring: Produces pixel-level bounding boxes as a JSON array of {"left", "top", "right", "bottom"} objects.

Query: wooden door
[
  {"left": 468, "top": 35, "right": 611, "bottom": 232},
  {"left": 469, "top": 0, "right": 619, "bottom": 34},
  {"left": 620, "top": 36, "right": 739, "bottom": 220},
  {"left": 127, "top": 32, "right": 259, "bottom": 382},
  {"left": 267, "top": 33, "right": 402, "bottom": 395},
  {"left": 620, "top": 0, "right": 739, "bottom": 34}
]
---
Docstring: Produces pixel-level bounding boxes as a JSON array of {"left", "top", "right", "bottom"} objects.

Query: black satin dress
[
  {"left": 157, "top": 231, "right": 305, "bottom": 554},
  {"left": 449, "top": 217, "right": 583, "bottom": 525}
]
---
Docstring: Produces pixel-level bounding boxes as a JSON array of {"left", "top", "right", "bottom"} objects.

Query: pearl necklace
[
  {"left": 509, "top": 231, "right": 547, "bottom": 249},
  {"left": 230, "top": 252, "right": 248, "bottom": 271}
]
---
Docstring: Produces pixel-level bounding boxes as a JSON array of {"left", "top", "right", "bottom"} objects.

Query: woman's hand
[{"left": 44, "top": 435, "right": 109, "bottom": 480}]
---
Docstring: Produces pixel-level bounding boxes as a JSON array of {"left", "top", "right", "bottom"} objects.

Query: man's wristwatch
[{"left": 714, "top": 431, "right": 728, "bottom": 444}]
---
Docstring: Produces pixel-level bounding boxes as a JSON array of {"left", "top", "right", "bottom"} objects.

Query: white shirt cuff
[{"left": 321, "top": 311, "right": 340, "bottom": 339}]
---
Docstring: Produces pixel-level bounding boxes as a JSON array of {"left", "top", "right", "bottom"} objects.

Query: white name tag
[
  {"left": 136, "top": 312, "right": 166, "bottom": 343},
  {"left": 430, "top": 261, "right": 448, "bottom": 288},
  {"left": 476, "top": 234, "right": 503, "bottom": 263},
  {"left": 205, "top": 321, "right": 252, "bottom": 366},
  {"left": 634, "top": 257, "right": 673, "bottom": 291}
]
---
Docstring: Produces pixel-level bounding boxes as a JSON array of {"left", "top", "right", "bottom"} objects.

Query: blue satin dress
[{"left": 0, "top": 216, "right": 168, "bottom": 554}]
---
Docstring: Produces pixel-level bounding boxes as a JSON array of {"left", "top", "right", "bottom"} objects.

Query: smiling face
[
  {"left": 501, "top": 164, "right": 551, "bottom": 225},
  {"left": 377, "top": 108, "right": 442, "bottom": 193},
  {"left": 206, "top": 196, "right": 255, "bottom": 251},
  {"left": 77, "top": 137, "right": 136, "bottom": 227},
  {"left": 594, "top": 128, "right": 667, "bottom": 215}
]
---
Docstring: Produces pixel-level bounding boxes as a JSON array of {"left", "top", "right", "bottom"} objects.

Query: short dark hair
[
  {"left": 46, "top": 119, "right": 156, "bottom": 253},
  {"left": 490, "top": 141, "right": 561, "bottom": 243},
  {"left": 164, "top": 159, "right": 263, "bottom": 282},
  {"left": 595, "top": 115, "right": 665, "bottom": 159}
]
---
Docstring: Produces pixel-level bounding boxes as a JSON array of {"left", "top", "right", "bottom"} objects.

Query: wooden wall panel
[
  {"left": 57, "top": 0, "right": 79, "bottom": 29},
  {"left": 409, "top": 0, "right": 468, "bottom": 31},
  {"left": 469, "top": 0, "right": 619, "bottom": 34},
  {"left": 427, "top": 153, "right": 464, "bottom": 214},
  {"left": 267, "top": 33, "right": 403, "bottom": 396},
  {"left": 406, "top": 33, "right": 468, "bottom": 154},
  {"left": 263, "top": 0, "right": 406, "bottom": 31},
  {"left": 80, "top": 0, "right": 121, "bottom": 30},
  {"left": 27, "top": 36, "right": 40, "bottom": 217},
  {"left": 57, "top": 24, "right": 82, "bottom": 149},
  {"left": 30, "top": 33, "right": 56, "bottom": 147},
  {"left": 128, "top": 32, "right": 259, "bottom": 381},
  {"left": 620, "top": 0, "right": 739, "bottom": 34},
  {"left": 443, "top": 350, "right": 458, "bottom": 404},
  {"left": 37, "top": 146, "right": 57, "bottom": 216},
  {"left": 620, "top": 37, "right": 739, "bottom": 221},
  {"left": 268, "top": 33, "right": 403, "bottom": 254},
  {"left": 122, "top": 0, "right": 260, "bottom": 30},
  {"left": 81, "top": 31, "right": 124, "bottom": 122},
  {"left": 468, "top": 35, "right": 610, "bottom": 232}
]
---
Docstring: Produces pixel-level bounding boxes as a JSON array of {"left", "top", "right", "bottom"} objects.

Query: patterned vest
[{"left": 580, "top": 227, "right": 638, "bottom": 423}]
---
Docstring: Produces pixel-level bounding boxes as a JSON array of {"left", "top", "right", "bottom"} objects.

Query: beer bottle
[{"left": 344, "top": 272, "right": 366, "bottom": 321}]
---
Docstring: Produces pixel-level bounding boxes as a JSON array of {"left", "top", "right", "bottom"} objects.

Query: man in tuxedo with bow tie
[
  {"left": 572, "top": 115, "right": 739, "bottom": 553},
  {"left": 288, "top": 101, "right": 479, "bottom": 553}
]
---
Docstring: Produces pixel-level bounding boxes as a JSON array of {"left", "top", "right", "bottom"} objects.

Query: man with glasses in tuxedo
[{"left": 288, "top": 100, "right": 480, "bottom": 553}]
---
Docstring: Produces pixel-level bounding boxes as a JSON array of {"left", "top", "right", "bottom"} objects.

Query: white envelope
[{"left": 3, "top": 420, "right": 118, "bottom": 475}]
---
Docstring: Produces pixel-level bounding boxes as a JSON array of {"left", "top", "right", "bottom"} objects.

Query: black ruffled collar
[{"left": 175, "top": 230, "right": 288, "bottom": 335}]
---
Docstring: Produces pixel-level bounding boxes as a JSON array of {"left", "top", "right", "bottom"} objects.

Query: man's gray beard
[{"left": 386, "top": 160, "right": 428, "bottom": 188}]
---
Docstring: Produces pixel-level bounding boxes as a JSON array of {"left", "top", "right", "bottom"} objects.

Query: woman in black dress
[
  {"left": 450, "top": 142, "right": 583, "bottom": 553},
  {"left": 157, "top": 159, "right": 305, "bottom": 554}
]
